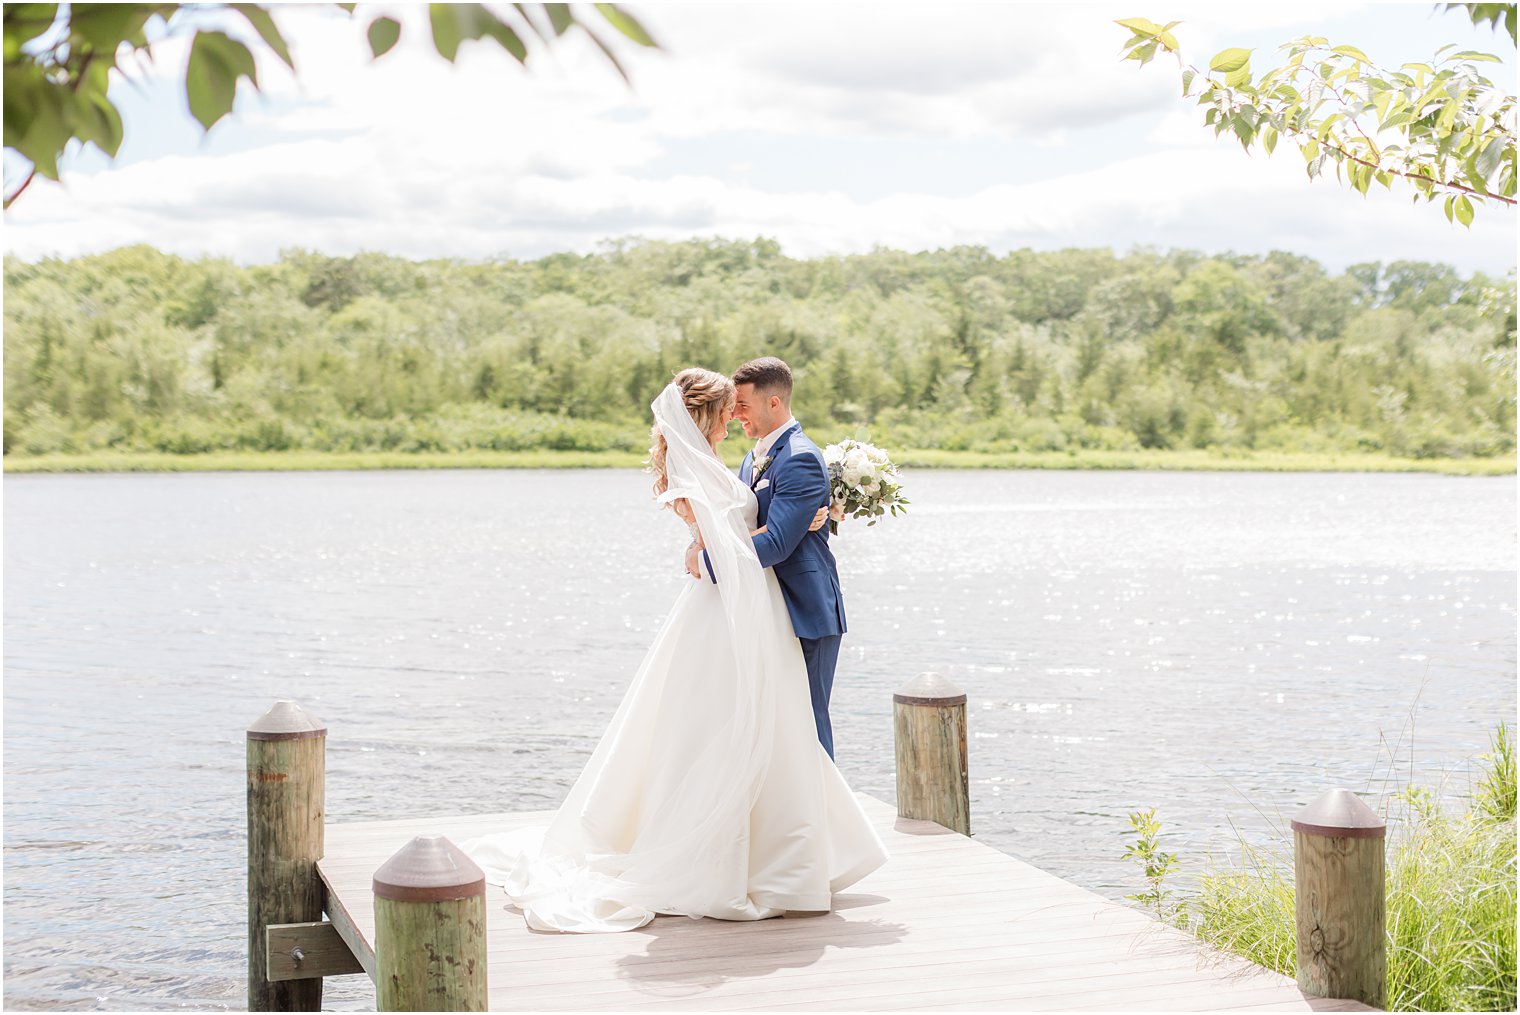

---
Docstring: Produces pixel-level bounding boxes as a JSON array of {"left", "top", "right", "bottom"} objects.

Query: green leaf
[
  {"left": 7, "top": 3, "right": 60, "bottom": 50},
  {"left": 430, "top": 3, "right": 464, "bottom": 61},
  {"left": 1466, "top": 160, "right": 1489, "bottom": 196},
  {"left": 482, "top": 19, "right": 528, "bottom": 62},
  {"left": 1449, "top": 50, "right": 1503, "bottom": 63},
  {"left": 183, "top": 29, "right": 259, "bottom": 132},
  {"left": 69, "top": 89, "right": 123, "bottom": 156},
  {"left": 70, "top": 5, "right": 152, "bottom": 54},
  {"left": 1157, "top": 31, "right": 1179, "bottom": 51},
  {"left": 1351, "top": 163, "right": 1371, "bottom": 194},
  {"left": 2, "top": 68, "right": 37, "bottom": 145},
  {"left": 594, "top": 3, "right": 656, "bottom": 47},
  {"left": 336, "top": 3, "right": 356, "bottom": 12},
  {"left": 13, "top": 80, "right": 70, "bottom": 179},
  {"left": 1444, "top": 194, "right": 1456, "bottom": 222},
  {"left": 1454, "top": 194, "right": 1474, "bottom": 226},
  {"left": 367, "top": 16, "right": 401, "bottom": 58},
  {"left": 231, "top": 4, "right": 294, "bottom": 70},
  {"left": 91, "top": 94, "right": 124, "bottom": 156},
  {"left": 544, "top": 3, "right": 574, "bottom": 35},
  {"left": 1436, "top": 98, "right": 1459, "bottom": 132},
  {"left": 1475, "top": 134, "right": 1506, "bottom": 181},
  {"left": 1181, "top": 68, "right": 1196, "bottom": 95},
  {"left": 1210, "top": 47, "right": 1251, "bottom": 73},
  {"left": 429, "top": 4, "right": 516, "bottom": 62},
  {"left": 1331, "top": 44, "right": 1369, "bottom": 62},
  {"left": 184, "top": 64, "right": 233, "bottom": 133},
  {"left": 1224, "top": 63, "right": 1252, "bottom": 87},
  {"left": 1114, "top": 17, "right": 1165, "bottom": 36},
  {"left": 1262, "top": 126, "right": 1278, "bottom": 155},
  {"left": 1231, "top": 113, "right": 1253, "bottom": 148}
]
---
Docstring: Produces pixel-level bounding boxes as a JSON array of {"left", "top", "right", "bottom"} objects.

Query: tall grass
[{"left": 1131, "top": 723, "right": 1517, "bottom": 1011}]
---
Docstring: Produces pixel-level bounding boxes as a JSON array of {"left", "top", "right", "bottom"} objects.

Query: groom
[{"left": 685, "top": 357, "right": 847, "bottom": 759}]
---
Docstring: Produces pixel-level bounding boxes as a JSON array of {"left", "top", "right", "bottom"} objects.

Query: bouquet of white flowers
[{"left": 822, "top": 439, "right": 908, "bottom": 535}]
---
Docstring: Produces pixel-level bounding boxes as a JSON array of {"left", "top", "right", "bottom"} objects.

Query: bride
[{"left": 464, "top": 368, "right": 888, "bottom": 933}]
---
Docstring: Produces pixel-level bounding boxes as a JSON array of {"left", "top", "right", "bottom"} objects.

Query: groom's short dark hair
[{"left": 733, "top": 357, "right": 793, "bottom": 403}]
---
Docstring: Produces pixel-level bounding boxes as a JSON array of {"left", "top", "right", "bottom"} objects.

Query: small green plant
[
  {"left": 1123, "top": 806, "right": 1181, "bottom": 916},
  {"left": 1475, "top": 721, "right": 1516, "bottom": 823},
  {"left": 1139, "top": 722, "right": 1518, "bottom": 1012}
]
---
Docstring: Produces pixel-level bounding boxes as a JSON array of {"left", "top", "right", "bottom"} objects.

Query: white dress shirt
[{"left": 754, "top": 417, "right": 798, "bottom": 460}]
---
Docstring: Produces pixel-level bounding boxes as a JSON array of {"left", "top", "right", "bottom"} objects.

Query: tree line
[{"left": 3, "top": 239, "right": 1515, "bottom": 461}]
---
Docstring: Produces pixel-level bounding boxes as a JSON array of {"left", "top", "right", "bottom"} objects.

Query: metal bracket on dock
[{"left": 265, "top": 921, "right": 366, "bottom": 982}]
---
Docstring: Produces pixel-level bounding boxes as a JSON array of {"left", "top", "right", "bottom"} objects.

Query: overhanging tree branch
[
  {"left": 2, "top": 2, "right": 659, "bottom": 208},
  {"left": 1115, "top": 12, "right": 1518, "bottom": 227}
]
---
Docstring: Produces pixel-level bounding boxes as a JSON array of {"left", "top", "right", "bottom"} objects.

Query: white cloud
[{"left": 3, "top": 2, "right": 1513, "bottom": 276}]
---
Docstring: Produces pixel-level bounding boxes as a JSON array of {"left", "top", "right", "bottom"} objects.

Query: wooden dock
[{"left": 316, "top": 794, "right": 1371, "bottom": 1012}]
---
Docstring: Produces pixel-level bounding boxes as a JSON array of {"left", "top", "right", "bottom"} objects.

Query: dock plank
[{"left": 317, "top": 795, "right": 1370, "bottom": 1012}]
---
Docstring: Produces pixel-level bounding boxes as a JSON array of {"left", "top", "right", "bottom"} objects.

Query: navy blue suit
[{"left": 706, "top": 422, "right": 846, "bottom": 758}]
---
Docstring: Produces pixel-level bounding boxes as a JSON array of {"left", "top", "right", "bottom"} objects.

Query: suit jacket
[{"left": 724, "top": 421, "right": 847, "bottom": 640}]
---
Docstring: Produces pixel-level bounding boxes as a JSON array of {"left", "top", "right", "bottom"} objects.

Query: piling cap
[
  {"left": 373, "top": 835, "right": 486, "bottom": 902},
  {"left": 893, "top": 672, "right": 967, "bottom": 707},
  {"left": 247, "top": 700, "right": 326, "bottom": 741},
  {"left": 1290, "top": 788, "right": 1386, "bottom": 839}
]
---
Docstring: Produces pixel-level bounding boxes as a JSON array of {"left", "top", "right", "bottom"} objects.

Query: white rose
[
  {"left": 824, "top": 443, "right": 843, "bottom": 466},
  {"left": 843, "top": 449, "right": 868, "bottom": 486}
]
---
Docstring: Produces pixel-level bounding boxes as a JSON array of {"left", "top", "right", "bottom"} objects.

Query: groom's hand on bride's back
[{"left": 684, "top": 509, "right": 824, "bottom": 583}]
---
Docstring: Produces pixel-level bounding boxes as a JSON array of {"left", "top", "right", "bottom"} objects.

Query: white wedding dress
[{"left": 463, "top": 385, "right": 888, "bottom": 933}]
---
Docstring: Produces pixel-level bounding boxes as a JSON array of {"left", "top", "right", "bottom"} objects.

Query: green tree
[
  {"left": 4, "top": 240, "right": 1513, "bottom": 463},
  {"left": 3, "top": 3, "right": 655, "bottom": 207}
]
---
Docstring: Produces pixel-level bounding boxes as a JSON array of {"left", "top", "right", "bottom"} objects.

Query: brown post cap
[
  {"left": 1290, "top": 787, "right": 1386, "bottom": 839},
  {"left": 247, "top": 700, "right": 327, "bottom": 741},
  {"left": 373, "top": 835, "right": 486, "bottom": 902},
  {"left": 893, "top": 672, "right": 967, "bottom": 707}
]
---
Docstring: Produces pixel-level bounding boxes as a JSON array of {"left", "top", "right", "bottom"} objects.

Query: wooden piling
[
  {"left": 373, "top": 835, "right": 488, "bottom": 1012},
  {"left": 893, "top": 673, "right": 970, "bottom": 835},
  {"left": 1291, "top": 788, "right": 1387, "bottom": 1009},
  {"left": 247, "top": 700, "right": 327, "bottom": 1012}
]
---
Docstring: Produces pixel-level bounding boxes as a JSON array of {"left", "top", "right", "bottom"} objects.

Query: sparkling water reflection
[{"left": 4, "top": 468, "right": 1515, "bottom": 1010}]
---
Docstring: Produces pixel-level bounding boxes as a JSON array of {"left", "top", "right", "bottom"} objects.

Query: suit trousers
[{"left": 798, "top": 634, "right": 843, "bottom": 760}]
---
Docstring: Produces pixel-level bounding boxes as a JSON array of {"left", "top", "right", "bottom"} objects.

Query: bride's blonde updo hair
[{"left": 648, "top": 367, "right": 736, "bottom": 504}]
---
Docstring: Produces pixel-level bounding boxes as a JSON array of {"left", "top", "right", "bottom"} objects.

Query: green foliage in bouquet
[{"left": 823, "top": 439, "right": 909, "bottom": 535}]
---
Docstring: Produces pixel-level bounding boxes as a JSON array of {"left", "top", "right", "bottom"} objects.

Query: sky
[{"left": 4, "top": 1, "right": 1517, "bottom": 275}]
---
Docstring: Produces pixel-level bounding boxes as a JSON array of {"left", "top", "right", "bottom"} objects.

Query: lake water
[{"left": 3, "top": 468, "right": 1515, "bottom": 1010}]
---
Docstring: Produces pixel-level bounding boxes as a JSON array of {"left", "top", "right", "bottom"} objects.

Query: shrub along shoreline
[
  {"left": 3, "top": 448, "right": 1514, "bottom": 476},
  {"left": 1126, "top": 724, "right": 1518, "bottom": 1012},
  {"left": 6, "top": 243, "right": 1516, "bottom": 473}
]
